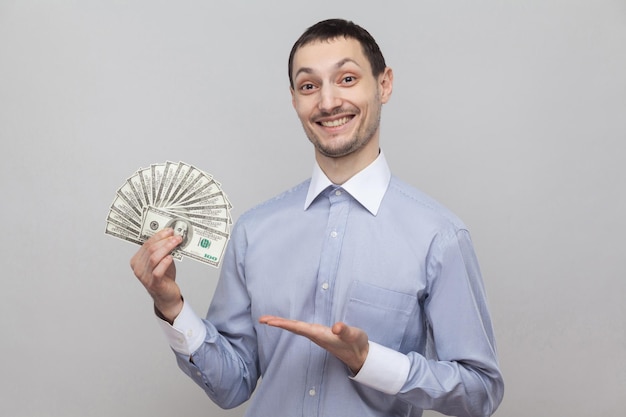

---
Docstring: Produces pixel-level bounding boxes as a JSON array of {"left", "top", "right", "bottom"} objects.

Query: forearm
[
  {"left": 157, "top": 301, "right": 259, "bottom": 409},
  {"left": 353, "top": 342, "right": 503, "bottom": 417},
  {"left": 176, "top": 327, "right": 258, "bottom": 409},
  {"left": 399, "top": 352, "right": 503, "bottom": 417},
  {"left": 154, "top": 297, "right": 184, "bottom": 324}
]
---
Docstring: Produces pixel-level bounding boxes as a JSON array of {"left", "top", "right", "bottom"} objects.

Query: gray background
[{"left": 1, "top": 0, "right": 624, "bottom": 416}]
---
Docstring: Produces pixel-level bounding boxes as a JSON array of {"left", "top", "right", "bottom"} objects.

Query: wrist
[
  {"left": 349, "top": 342, "right": 370, "bottom": 374},
  {"left": 154, "top": 296, "right": 184, "bottom": 324}
]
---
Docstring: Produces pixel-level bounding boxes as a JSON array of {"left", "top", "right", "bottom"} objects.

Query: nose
[{"left": 318, "top": 84, "right": 342, "bottom": 113}]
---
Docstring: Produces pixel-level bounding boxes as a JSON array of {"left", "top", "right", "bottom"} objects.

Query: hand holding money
[
  {"left": 130, "top": 228, "right": 184, "bottom": 323},
  {"left": 106, "top": 161, "right": 233, "bottom": 320},
  {"left": 105, "top": 161, "right": 233, "bottom": 267}
]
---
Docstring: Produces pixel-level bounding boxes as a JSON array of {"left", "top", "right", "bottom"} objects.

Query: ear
[
  {"left": 290, "top": 86, "right": 296, "bottom": 109},
  {"left": 379, "top": 67, "right": 393, "bottom": 104}
]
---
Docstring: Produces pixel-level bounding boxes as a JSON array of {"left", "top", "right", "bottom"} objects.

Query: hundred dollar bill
[
  {"left": 110, "top": 193, "right": 142, "bottom": 226},
  {"left": 154, "top": 160, "right": 176, "bottom": 207},
  {"left": 164, "top": 204, "right": 232, "bottom": 224},
  {"left": 115, "top": 181, "right": 143, "bottom": 218},
  {"left": 127, "top": 172, "right": 149, "bottom": 209},
  {"left": 105, "top": 219, "right": 183, "bottom": 261},
  {"left": 159, "top": 161, "right": 185, "bottom": 207},
  {"left": 138, "top": 167, "right": 153, "bottom": 207},
  {"left": 164, "top": 162, "right": 193, "bottom": 206},
  {"left": 173, "top": 190, "right": 231, "bottom": 209},
  {"left": 150, "top": 163, "right": 165, "bottom": 206},
  {"left": 105, "top": 221, "right": 144, "bottom": 246},
  {"left": 106, "top": 212, "right": 140, "bottom": 236},
  {"left": 155, "top": 203, "right": 231, "bottom": 233},
  {"left": 107, "top": 207, "right": 141, "bottom": 233},
  {"left": 105, "top": 210, "right": 183, "bottom": 260},
  {"left": 139, "top": 206, "right": 229, "bottom": 268},
  {"left": 127, "top": 177, "right": 146, "bottom": 209},
  {"left": 160, "top": 208, "right": 230, "bottom": 233},
  {"left": 173, "top": 170, "right": 217, "bottom": 205},
  {"left": 106, "top": 161, "right": 233, "bottom": 268}
]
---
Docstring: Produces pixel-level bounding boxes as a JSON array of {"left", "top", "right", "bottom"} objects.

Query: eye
[
  {"left": 299, "top": 83, "right": 316, "bottom": 91},
  {"left": 341, "top": 75, "right": 357, "bottom": 85}
]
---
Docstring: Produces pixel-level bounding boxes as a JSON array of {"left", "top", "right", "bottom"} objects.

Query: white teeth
[{"left": 320, "top": 117, "right": 350, "bottom": 127}]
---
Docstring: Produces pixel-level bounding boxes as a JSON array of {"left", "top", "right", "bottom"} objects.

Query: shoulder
[
  {"left": 384, "top": 176, "right": 468, "bottom": 232},
  {"left": 235, "top": 179, "right": 310, "bottom": 228}
]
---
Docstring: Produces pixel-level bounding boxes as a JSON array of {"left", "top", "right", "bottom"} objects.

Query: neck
[{"left": 315, "top": 141, "right": 380, "bottom": 185}]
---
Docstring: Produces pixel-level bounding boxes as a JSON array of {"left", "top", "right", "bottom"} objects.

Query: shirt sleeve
[
  {"left": 351, "top": 341, "right": 410, "bottom": 394},
  {"left": 155, "top": 222, "right": 261, "bottom": 411},
  {"left": 156, "top": 300, "right": 206, "bottom": 356},
  {"left": 395, "top": 229, "right": 504, "bottom": 417}
]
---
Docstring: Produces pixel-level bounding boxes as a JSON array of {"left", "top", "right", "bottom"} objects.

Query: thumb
[{"left": 331, "top": 322, "right": 351, "bottom": 339}]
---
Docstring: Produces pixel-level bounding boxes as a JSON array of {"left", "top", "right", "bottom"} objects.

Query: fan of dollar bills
[{"left": 105, "top": 161, "right": 232, "bottom": 268}]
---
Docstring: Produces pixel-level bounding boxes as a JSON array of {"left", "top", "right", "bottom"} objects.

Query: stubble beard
[{"left": 304, "top": 99, "right": 382, "bottom": 159}]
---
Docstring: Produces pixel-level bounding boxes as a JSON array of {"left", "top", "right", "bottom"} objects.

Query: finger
[
  {"left": 130, "top": 229, "right": 175, "bottom": 270},
  {"left": 332, "top": 322, "right": 362, "bottom": 343},
  {"left": 146, "top": 227, "right": 175, "bottom": 243},
  {"left": 144, "top": 233, "right": 182, "bottom": 265},
  {"left": 260, "top": 316, "right": 339, "bottom": 343},
  {"left": 331, "top": 321, "right": 348, "bottom": 336},
  {"left": 259, "top": 316, "right": 314, "bottom": 336},
  {"left": 259, "top": 315, "right": 298, "bottom": 328},
  {"left": 131, "top": 235, "right": 181, "bottom": 283},
  {"left": 151, "top": 252, "right": 175, "bottom": 278},
  {"left": 333, "top": 322, "right": 366, "bottom": 343}
]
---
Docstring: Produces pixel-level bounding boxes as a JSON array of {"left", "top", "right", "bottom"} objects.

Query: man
[{"left": 131, "top": 19, "right": 504, "bottom": 417}]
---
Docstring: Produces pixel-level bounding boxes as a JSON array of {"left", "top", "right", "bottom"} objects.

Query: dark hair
[{"left": 288, "top": 19, "right": 386, "bottom": 88}]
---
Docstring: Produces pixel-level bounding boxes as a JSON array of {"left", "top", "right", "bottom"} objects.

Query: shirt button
[
  {"left": 309, "top": 388, "right": 316, "bottom": 396},
  {"left": 321, "top": 282, "right": 329, "bottom": 290},
  {"left": 330, "top": 231, "right": 338, "bottom": 238},
  {"left": 335, "top": 189, "right": 342, "bottom": 196},
  {"left": 186, "top": 329, "right": 193, "bottom": 337}
]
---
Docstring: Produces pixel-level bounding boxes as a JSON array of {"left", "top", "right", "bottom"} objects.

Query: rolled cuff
[
  {"left": 156, "top": 301, "right": 206, "bottom": 356},
  {"left": 350, "top": 341, "right": 410, "bottom": 395}
]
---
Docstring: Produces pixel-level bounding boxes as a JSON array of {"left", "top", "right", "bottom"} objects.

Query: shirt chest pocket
[{"left": 342, "top": 281, "right": 418, "bottom": 351}]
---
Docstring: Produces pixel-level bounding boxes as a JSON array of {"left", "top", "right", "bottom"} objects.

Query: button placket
[{"left": 304, "top": 187, "right": 350, "bottom": 414}]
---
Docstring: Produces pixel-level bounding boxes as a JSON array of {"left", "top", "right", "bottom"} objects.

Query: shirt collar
[{"left": 304, "top": 150, "right": 391, "bottom": 216}]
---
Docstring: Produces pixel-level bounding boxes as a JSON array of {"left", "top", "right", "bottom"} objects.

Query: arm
[
  {"left": 396, "top": 229, "right": 504, "bottom": 416},
  {"left": 148, "top": 224, "right": 259, "bottom": 409},
  {"left": 258, "top": 317, "right": 369, "bottom": 373},
  {"left": 129, "top": 227, "right": 258, "bottom": 409},
  {"left": 129, "top": 228, "right": 184, "bottom": 322},
  {"left": 260, "top": 229, "right": 504, "bottom": 417}
]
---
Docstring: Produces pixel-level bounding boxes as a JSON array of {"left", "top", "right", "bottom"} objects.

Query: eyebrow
[{"left": 294, "top": 58, "right": 362, "bottom": 80}]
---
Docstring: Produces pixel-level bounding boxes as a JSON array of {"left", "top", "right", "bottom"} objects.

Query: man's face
[{"left": 290, "top": 37, "right": 392, "bottom": 160}]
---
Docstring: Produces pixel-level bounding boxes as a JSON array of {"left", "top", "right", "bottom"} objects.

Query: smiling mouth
[{"left": 318, "top": 116, "right": 353, "bottom": 128}]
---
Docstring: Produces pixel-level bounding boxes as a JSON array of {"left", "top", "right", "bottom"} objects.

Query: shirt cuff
[
  {"left": 156, "top": 301, "right": 206, "bottom": 356},
  {"left": 350, "top": 341, "right": 410, "bottom": 395}
]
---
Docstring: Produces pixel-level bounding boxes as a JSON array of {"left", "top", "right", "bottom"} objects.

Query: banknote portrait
[{"left": 166, "top": 218, "right": 193, "bottom": 248}]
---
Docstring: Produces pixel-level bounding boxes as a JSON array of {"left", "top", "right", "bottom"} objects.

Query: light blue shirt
[{"left": 160, "top": 151, "right": 504, "bottom": 417}]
